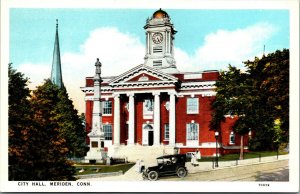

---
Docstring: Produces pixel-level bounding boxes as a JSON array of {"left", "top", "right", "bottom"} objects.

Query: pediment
[
  {"left": 127, "top": 73, "right": 160, "bottom": 82},
  {"left": 109, "top": 64, "right": 178, "bottom": 86}
]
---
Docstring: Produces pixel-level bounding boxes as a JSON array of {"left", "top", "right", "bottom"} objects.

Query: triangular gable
[
  {"left": 127, "top": 72, "right": 160, "bottom": 82},
  {"left": 109, "top": 64, "right": 178, "bottom": 86}
]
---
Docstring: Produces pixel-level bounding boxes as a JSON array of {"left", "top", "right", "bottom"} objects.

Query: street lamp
[
  {"left": 248, "top": 129, "right": 252, "bottom": 139},
  {"left": 215, "top": 131, "right": 219, "bottom": 168}
]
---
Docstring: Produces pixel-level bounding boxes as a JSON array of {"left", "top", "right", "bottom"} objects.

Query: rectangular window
[
  {"left": 164, "top": 124, "right": 169, "bottom": 140},
  {"left": 186, "top": 123, "right": 199, "bottom": 141},
  {"left": 153, "top": 60, "right": 162, "bottom": 66},
  {"left": 143, "top": 99, "right": 154, "bottom": 115},
  {"left": 187, "top": 98, "right": 199, "bottom": 114},
  {"left": 103, "top": 101, "right": 112, "bottom": 115},
  {"left": 229, "top": 132, "right": 235, "bottom": 144},
  {"left": 153, "top": 46, "right": 163, "bottom": 53},
  {"left": 103, "top": 124, "right": 112, "bottom": 140}
]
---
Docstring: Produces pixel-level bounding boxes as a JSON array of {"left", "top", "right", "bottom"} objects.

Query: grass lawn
[
  {"left": 198, "top": 151, "right": 288, "bottom": 162},
  {"left": 74, "top": 163, "right": 135, "bottom": 175}
]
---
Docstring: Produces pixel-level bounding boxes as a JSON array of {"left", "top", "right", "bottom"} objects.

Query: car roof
[{"left": 156, "top": 154, "right": 186, "bottom": 159}]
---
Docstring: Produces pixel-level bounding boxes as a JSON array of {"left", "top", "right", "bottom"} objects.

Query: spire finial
[{"left": 56, "top": 19, "right": 58, "bottom": 30}]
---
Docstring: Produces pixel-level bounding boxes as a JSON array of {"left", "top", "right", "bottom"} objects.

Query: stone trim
[{"left": 109, "top": 64, "right": 178, "bottom": 84}]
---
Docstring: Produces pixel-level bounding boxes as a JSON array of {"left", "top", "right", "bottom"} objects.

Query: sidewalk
[
  {"left": 78, "top": 154, "right": 289, "bottom": 181},
  {"left": 186, "top": 154, "right": 289, "bottom": 174}
]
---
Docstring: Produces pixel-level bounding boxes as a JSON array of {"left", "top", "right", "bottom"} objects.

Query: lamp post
[
  {"left": 248, "top": 129, "right": 252, "bottom": 139},
  {"left": 215, "top": 131, "right": 219, "bottom": 168}
]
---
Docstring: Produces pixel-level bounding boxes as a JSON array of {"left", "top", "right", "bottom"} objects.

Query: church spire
[{"left": 51, "top": 19, "right": 63, "bottom": 88}]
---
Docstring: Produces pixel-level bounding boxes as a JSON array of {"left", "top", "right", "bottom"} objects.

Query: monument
[{"left": 84, "top": 58, "right": 106, "bottom": 163}]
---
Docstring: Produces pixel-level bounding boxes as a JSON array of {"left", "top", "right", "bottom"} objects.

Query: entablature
[{"left": 180, "top": 81, "right": 216, "bottom": 90}]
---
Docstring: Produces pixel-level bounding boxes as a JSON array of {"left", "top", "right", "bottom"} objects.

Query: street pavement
[
  {"left": 160, "top": 159, "right": 288, "bottom": 181},
  {"left": 79, "top": 154, "right": 289, "bottom": 181}
]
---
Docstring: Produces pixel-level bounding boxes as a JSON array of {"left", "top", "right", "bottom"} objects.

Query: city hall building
[{"left": 81, "top": 9, "right": 250, "bottom": 160}]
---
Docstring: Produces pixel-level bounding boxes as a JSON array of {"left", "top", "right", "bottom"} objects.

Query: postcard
[{"left": 1, "top": 0, "right": 299, "bottom": 192}]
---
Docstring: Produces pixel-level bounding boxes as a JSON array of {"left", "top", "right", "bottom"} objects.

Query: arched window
[{"left": 144, "top": 124, "right": 153, "bottom": 130}]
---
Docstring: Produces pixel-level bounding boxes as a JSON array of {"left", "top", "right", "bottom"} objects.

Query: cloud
[
  {"left": 62, "top": 27, "right": 145, "bottom": 113},
  {"left": 17, "top": 62, "right": 50, "bottom": 89},
  {"left": 18, "top": 22, "right": 276, "bottom": 113},
  {"left": 175, "top": 22, "right": 277, "bottom": 72},
  {"left": 18, "top": 27, "right": 145, "bottom": 114}
]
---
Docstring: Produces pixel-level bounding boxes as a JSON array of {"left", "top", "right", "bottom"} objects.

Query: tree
[
  {"left": 29, "top": 80, "right": 76, "bottom": 180},
  {"left": 9, "top": 63, "right": 87, "bottom": 180},
  {"left": 210, "top": 65, "right": 252, "bottom": 159},
  {"left": 8, "top": 63, "right": 33, "bottom": 180},
  {"left": 244, "top": 49, "right": 289, "bottom": 150},
  {"left": 9, "top": 67, "right": 76, "bottom": 180},
  {"left": 211, "top": 49, "right": 289, "bottom": 155},
  {"left": 55, "top": 86, "right": 86, "bottom": 158}
]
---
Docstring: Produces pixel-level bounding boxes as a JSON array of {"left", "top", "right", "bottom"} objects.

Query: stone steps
[{"left": 109, "top": 145, "right": 176, "bottom": 165}]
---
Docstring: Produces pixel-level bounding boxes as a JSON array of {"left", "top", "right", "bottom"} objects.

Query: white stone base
[
  {"left": 108, "top": 144, "right": 176, "bottom": 165},
  {"left": 84, "top": 148, "right": 107, "bottom": 163}
]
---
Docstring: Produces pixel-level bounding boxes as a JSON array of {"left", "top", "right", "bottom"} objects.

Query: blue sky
[
  {"left": 10, "top": 9, "right": 289, "bottom": 65},
  {"left": 9, "top": 8, "right": 290, "bottom": 113}
]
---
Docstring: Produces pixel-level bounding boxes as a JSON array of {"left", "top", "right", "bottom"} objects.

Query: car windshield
[
  {"left": 163, "top": 158, "right": 172, "bottom": 165},
  {"left": 157, "top": 158, "right": 164, "bottom": 164}
]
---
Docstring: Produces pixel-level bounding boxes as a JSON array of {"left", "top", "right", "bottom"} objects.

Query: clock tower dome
[{"left": 144, "top": 9, "right": 179, "bottom": 73}]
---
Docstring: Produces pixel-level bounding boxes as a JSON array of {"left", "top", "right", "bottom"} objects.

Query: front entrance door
[
  {"left": 148, "top": 131, "right": 154, "bottom": 146},
  {"left": 142, "top": 124, "right": 154, "bottom": 146}
]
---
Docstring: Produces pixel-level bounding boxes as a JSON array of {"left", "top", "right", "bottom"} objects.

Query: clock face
[{"left": 152, "top": 32, "right": 163, "bottom": 44}]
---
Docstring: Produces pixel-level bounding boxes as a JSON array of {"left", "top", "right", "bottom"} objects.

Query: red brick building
[{"left": 81, "top": 9, "right": 250, "bottom": 158}]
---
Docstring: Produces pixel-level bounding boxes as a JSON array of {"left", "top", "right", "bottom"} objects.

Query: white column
[
  {"left": 167, "top": 31, "right": 171, "bottom": 54},
  {"left": 153, "top": 92, "right": 160, "bottom": 146},
  {"left": 165, "top": 31, "right": 168, "bottom": 54},
  {"left": 146, "top": 32, "right": 149, "bottom": 55},
  {"left": 148, "top": 32, "right": 151, "bottom": 55},
  {"left": 128, "top": 94, "right": 135, "bottom": 145},
  {"left": 113, "top": 94, "right": 120, "bottom": 146},
  {"left": 169, "top": 92, "right": 176, "bottom": 146}
]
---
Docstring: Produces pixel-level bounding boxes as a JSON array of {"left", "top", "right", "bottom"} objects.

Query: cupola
[{"left": 143, "top": 9, "right": 179, "bottom": 74}]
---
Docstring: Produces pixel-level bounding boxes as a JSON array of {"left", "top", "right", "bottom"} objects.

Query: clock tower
[{"left": 144, "top": 9, "right": 179, "bottom": 73}]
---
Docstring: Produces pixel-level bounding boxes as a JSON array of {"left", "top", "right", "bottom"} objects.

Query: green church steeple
[{"left": 51, "top": 19, "right": 63, "bottom": 88}]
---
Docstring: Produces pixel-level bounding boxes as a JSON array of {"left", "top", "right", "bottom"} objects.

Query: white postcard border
[{"left": 1, "top": 0, "right": 299, "bottom": 192}]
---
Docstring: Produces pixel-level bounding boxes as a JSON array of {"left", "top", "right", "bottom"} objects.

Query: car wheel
[
  {"left": 176, "top": 167, "right": 187, "bottom": 178},
  {"left": 148, "top": 171, "right": 159, "bottom": 181}
]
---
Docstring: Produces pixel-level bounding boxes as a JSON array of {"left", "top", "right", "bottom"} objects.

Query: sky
[{"left": 9, "top": 8, "right": 290, "bottom": 114}]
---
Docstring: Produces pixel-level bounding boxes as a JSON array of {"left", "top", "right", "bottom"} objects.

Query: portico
[{"left": 111, "top": 89, "right": 177, "bottom": 147}]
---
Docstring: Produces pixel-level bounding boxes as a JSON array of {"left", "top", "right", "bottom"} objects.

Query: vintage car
[{"left": 142, "top": 154, "right": 188, "bottom": 181}]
